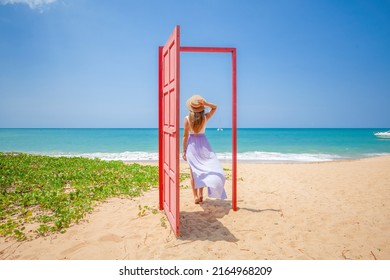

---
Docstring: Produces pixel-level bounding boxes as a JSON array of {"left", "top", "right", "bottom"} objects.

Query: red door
[{"left": 159, "top": 26, "right": 180, "bottom": 236}]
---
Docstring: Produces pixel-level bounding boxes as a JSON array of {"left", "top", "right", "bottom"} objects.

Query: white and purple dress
[{"left": 185, "top": 116, "right": 227, "bottom": 199}]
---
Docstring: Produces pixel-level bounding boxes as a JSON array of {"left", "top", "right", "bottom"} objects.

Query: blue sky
[{"left": 0, "top": 0, "right": 389, "bottom": 128}]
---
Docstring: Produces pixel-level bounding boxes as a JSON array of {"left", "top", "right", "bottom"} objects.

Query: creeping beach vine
[{"left": 0, "top": 153, "right": 159, "bottom": 240}]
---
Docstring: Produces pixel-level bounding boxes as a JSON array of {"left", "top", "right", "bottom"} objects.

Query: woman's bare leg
[
  {"left": 190, "top": 169, "right": 200, "bottom": 204},
  {"left": 199, "top": 187, "right": 204, "bottom": 202}
]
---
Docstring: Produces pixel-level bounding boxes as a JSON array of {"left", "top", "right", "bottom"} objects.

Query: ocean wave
[
  {"left": 217, "top": 151, "right": 346, "bottom": 162},
  {"left": 363, "top": 152, "right": 390, "bottom": 158},
  {"left": 33, "top": 151, "right": 361, "bottom": 162}
]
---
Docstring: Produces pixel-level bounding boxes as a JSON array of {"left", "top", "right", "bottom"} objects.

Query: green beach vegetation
[{"left": 0, "top": 152, "right": 159, "bottom": 240}]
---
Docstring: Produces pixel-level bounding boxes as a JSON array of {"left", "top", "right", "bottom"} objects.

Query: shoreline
[
  {"left": 3, "top": 149, "right": 390, "bottom": 164},
  {"left": 1, "top": 155, "right": 389, "bottom": 259},
  {"left": 124, "top": 153, "right": 390, "bottom": 165}
]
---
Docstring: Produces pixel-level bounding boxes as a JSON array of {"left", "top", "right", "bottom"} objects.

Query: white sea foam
[
  {"left": 35, "top": 151, "right": 356, "bottom": 163},
  {"left": 364, "top": 152, "right": 390, "bottom": 157},
  {"left": 216, "top": 151, "right": 346, "bottom": 162}
]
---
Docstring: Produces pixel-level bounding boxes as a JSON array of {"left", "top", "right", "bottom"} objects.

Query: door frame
[{"left": 159, "top": 26, "right": 237, "bottom": 237}]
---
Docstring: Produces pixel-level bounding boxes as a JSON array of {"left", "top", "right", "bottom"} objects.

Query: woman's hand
[
  {"left": 198, "top": 98, "right": 205, "bottom": 106},
  {"left": 199, "top": 98, "right": 217, "bottom": 110},
  {"left": 182, "top": 153, "right": 187, "bottom": 161}
]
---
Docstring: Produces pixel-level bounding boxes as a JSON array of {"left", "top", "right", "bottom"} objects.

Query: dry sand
[{"left": 1, "top": 156, "right": 389, "bottom": 260}]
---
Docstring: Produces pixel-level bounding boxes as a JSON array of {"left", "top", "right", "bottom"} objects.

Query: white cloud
[{"left": 0, "top": 0, "right": 57, "bottom": 9}]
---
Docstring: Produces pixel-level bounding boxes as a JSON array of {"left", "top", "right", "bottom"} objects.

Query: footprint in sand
[
  {"left": 98, "top": 233, "right": 123, "bottom": 243},
  {"left": 60, "top": 242, "right": 88, "bottom": 256}
]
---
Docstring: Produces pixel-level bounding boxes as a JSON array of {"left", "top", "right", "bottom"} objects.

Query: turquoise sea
[{"left": 0, "top": 128, "right": 389, "bottom": 162}]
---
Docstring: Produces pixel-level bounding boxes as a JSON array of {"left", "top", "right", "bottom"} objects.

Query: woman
[{"left": 182, "top": 94, "right": 227, "bottom": 204}]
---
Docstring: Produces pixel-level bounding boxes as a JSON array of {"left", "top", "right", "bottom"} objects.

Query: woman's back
[{"left": 186, "top": 115, "right": 207, "bottom": 134}]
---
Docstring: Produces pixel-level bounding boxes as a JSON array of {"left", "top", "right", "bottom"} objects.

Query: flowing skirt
[{"left": 186, "top": 133, "right": 227, "bottom": 199}]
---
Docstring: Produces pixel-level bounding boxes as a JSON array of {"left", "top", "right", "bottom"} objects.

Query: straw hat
[{"left": 186, "top": 94, "right": 205, "bottom": 112}]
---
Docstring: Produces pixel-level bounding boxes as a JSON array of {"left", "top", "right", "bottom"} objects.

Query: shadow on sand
[{"left": 179, "top": 199, "right": 238, "bottom": 242}]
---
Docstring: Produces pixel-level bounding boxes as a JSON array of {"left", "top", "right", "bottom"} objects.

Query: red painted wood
[
  {"left": 158, "top": 46, "right": 163, "bottom": 211},
  {"left": 180, "top": 46, "right": 236, "bottom": 53},
  {"left": 159, "top": 26, "right": 238, "bottom": 238},
  {"left": 181, "top": 45, "right": 238, "bottom": 212},
  {"left": 159, "top": 26, "right": 180, "bottom": 236},
  {"left": 232, "top": 49, "right": 237, "bottom": 211}
]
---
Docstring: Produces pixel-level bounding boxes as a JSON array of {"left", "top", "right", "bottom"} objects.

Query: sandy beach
[{"left": 1, "top": 156, "right": 389, "bottom": 260}]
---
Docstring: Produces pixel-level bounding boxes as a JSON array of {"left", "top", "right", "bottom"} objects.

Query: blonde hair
[{"left": 189, "top": 110, "right": 205, "bottom": 133}]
